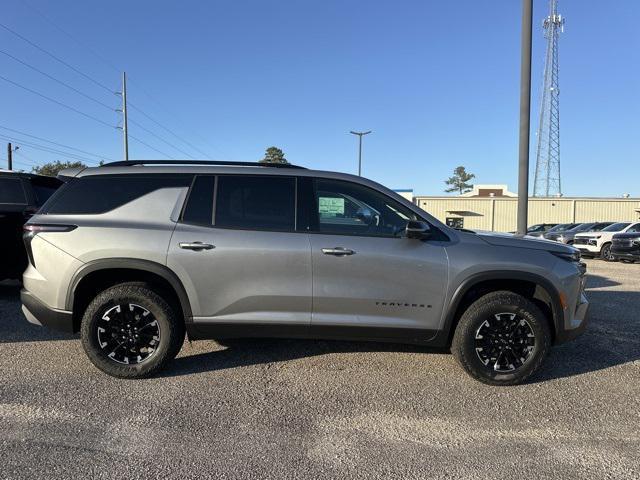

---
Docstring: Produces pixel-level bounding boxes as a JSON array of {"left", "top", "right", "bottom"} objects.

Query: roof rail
[{"left": 100, "top": 160, "right": 306, "bottom": 169}]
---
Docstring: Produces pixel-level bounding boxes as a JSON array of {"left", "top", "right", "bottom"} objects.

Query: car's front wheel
[
  {"left": 600, "top": 243, "right": 614, "bottom": 261},
  {"left": 452, "top": 291, "right": 551, "bottom": 386},
  {"left": 80, "top": 283, "right": 185, "bottom": 378}
]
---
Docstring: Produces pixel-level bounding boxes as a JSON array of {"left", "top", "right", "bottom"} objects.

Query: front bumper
[
  {"left": 21, "top": 289, "right": 74, "bottom": 333},
  {"left": 611, "top": 251, "right": 640, "bottom": 261},
  {"left": 555, "top": 290, "right": 589, "bottom": 343},
  {"left": 575, "top": 243, "right": 600, "bottom": 256}
]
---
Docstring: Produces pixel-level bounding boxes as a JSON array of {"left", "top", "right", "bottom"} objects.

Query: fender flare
[
  {"left": 66, "top": 258, "right": 193, "bottom": 321},
  {"left": 435, "top": 270, "right": 564, "bottom": 346}
]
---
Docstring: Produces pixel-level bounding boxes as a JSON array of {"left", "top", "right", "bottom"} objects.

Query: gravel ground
[{"left": 1, "top": 259, "right": 639, "bottom": 479}]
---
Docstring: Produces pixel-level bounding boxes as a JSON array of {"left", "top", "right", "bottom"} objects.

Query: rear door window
[
  {"left": 182, "top": 176, "right": 215, "bottom": 225},
  {"left": 214, "top": 175, "right": 296, "bottom": 231},
  {"left": 0, "top": 178, "right": 27, "bottom": 204}
]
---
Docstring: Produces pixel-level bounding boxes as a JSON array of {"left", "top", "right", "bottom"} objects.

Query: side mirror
[{"left": 405, "top": 220, "right": 431, "bottom": 240}]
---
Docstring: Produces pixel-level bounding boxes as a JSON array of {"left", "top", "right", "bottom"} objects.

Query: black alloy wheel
[
  {"left": 81, "top": 283, "right": 185, "bottom": 378},
  {"left": 96, "top": 303, "right": 161, "bottom": 365},
  {"left": 474, "top": 313, "right": 535, "bottom": 373}
]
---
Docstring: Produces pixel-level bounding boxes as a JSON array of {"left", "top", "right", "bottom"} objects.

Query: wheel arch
[
  {"left": 67, "top": 259, "right": 192, "bottom": 333},
  {"left": 438, "top": 271, "right": 563, "bottom": 347}
]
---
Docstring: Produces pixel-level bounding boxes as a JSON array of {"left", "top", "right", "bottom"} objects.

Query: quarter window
[
  {"left": 313, "top": 178, "right": 417, "bottom": 237},
  {"left": 44, "top": 175, "right": 192, "bottom": 214},
  {"left": 215, "top": 175, "right": 296, "bottom": 231}
]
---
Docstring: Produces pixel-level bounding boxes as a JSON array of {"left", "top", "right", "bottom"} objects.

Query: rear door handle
[
  {"left": 322, "top": 247, "right": 355, "bottom": 256},
  {"left": 179, "top": 242, "right": 215, "bottom": 251}
]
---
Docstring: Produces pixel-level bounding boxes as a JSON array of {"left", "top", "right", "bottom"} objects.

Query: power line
[
  {"left": 0, "top": 134, "right": 101, "bottom": 164},
  {"left": 0, "top": 74, "right": 116, "bottom": 129},
  {"left": 127, "top": 133, "right": 174, "bottom": 159},
  {"left": 128, "top": 117, "right": 196, "bottom": 159},
  {"left": 0, "top": 125, "right": 112, "bottom": 160},
  {"left": 1, "top": 19, "right": 211, "bottom": 160},
  {"left": 4, "top": 10, "right": 216, "bottom": 159},
  {"left": 128, "top": 102, "right": 212, "bottom": 158},
  {"left": 22, "top": 0, "right": 122, "bottom": 74},
  {"left": 0, "top": 21, "right": 116, "bottom": 94},
  {"left": 0, "top": 49, "right": 116, "bottom": 112}
]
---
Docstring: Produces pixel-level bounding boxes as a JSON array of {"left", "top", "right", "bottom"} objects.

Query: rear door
[
  {"left": 167, "top": 174, "right": 312, "bottom": 327},
  {"left": 306, "top": 178, "right": 449, "bottom": 336}
]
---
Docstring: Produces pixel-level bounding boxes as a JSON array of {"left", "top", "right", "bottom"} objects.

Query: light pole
[
  {"left": 350, "top": 130, "right": 371, "bottom": 176},
  {"left": 517, "top": 0, "right": 533, "bottom": 235}
]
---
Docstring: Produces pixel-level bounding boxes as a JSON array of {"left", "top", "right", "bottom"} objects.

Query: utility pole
[
  {"left": 350, "top": 130, "right": 371, "bottom": 176},
  {"left": 517, "top": 0, "right": 533, "bottom": 235},
  {"left": 6, "top": 142, "right": 12, "bottom": 170},
  {"left": 121, "top": 72, "right": 129, "bottom": 161}
]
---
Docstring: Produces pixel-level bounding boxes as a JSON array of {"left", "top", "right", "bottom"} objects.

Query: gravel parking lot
[{"left": 1, "top": 259, "right": 639, "bottom": 479}]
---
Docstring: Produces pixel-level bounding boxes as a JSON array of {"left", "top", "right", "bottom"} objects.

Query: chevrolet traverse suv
[{"left": 21, "top": 161, "right": 589, "bottom": 385}]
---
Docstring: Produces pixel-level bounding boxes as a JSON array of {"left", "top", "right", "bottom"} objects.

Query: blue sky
[{"left": 1, "top": 0, "right": 638, "bottom": 196}]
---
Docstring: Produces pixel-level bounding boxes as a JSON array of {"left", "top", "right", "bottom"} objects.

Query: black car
[
  {"left": 611, "top": 231, "right": 640, "bottom": 263},
  {"left": 0, "top": 171, "right": 63, "bottom": 280}
]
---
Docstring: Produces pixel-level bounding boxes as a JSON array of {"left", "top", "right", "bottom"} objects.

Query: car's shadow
[
  {"left": 3, "top": 275, "right": 639, "bottom": 384},
  {"left": 0, "top": 281, "right": 76, "bottom": 343}
]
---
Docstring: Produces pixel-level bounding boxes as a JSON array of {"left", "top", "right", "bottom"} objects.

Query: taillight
[{"left": 23, "top": 224, "right": 77, "bottom": 267}]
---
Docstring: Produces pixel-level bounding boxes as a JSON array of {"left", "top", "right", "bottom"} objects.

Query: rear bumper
[{"left": 21, "top": 289, "right": 74, "bottom": 333}]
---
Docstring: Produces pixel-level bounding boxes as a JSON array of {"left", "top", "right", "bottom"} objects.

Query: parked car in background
[
  {"left": 0, "top": 170, "right": 62, "bottom": 280},
  {"left": 611, "top": 231, "right": 640, "bottom": 263},
  {"left": 544, "top": 222, "right": 614, "bottom": 245},
  {"left": 20, "top": 160, "right": 588, "bottom": 386},
  {"left": 574, "top": 222, "right": 640, "bottom": 260},
  {"left": 526, "top": 223, "right": 558, "bottom": 237}
]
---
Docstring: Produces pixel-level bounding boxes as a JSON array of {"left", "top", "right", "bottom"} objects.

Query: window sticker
[{"left": 318, "top": 197, "right": 345, "bottom": 217}]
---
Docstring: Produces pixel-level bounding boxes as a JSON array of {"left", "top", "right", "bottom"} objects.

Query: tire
[
  {"left": 451, "top": 291, "right": 551, "bottom": 386},
  {"left": 600, "top": 243, "right": 614, "bottom": 261},
  {"left": 80, "top": 283, "right": 185, "bottom": 378}
]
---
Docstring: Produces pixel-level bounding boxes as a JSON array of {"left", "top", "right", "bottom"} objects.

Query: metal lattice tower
[{"left": 533, "top": 0, "right": 564, "bottom": 197}]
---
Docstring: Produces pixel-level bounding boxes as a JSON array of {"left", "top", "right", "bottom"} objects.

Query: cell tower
[{"left": 533, "top": 0, "right": 564, "bottom": 197}]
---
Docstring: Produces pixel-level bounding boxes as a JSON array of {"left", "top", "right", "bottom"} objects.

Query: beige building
[{"left": 413, "top": 185, "right": 640, "bottom": 232}]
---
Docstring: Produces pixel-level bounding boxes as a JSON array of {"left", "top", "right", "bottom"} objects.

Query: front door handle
[
  {"left": 179, "top": 241, "right": 215, "bottom": 251},
  {"left": 322, "top": 247, "right": 355, "bottom": 256}
]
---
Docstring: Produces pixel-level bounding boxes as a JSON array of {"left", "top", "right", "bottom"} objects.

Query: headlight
[{"left": 551, "top": 250, "right": 581, "bottom": 263}]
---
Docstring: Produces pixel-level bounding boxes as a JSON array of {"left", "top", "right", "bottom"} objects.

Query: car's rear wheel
[
  {"left": 601, "top": 243, "right": 614, "bottom": 261},
  {"left": 80, "top": 283, "right": 185, "bottom": 378},
  {"left": 452, "top": 291, "right": 551, "bottom": 386}
]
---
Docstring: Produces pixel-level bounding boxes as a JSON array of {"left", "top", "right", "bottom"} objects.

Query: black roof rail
[{"left": 100, "top": 160, "right": 306, "bottom": 169}]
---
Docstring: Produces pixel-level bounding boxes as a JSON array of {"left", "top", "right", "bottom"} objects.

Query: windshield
[
  {"left": 592, "top": 222, "right": 614, "bottom": 231},
  {"left": 602, "top": 222, "right": 630, "bottom": 232},
  {"left": 548, "top": 223, "right": 575, "bottom": 233},
  {"left": 569, "top": 223, "right": 595, "bottom": 232}
]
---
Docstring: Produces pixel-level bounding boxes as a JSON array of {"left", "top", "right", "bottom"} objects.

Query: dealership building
[{"left": 402, "top": 185, "right": 640, "bottom": 232}]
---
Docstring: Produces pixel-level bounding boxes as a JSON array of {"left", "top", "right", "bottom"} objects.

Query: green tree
[
  {"left": 32, "top": 160, "right": 87, "bottom": 177},
  {"left": 444, "top": 166, "right": 475, "bottom": 194},
  {"left": 259, "top": 146, "right": 288, "bottom": 164}
]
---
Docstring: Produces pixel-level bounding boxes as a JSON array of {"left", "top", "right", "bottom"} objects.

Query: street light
[{"left": 350, "top": 130, "right": 372, "bottom": 176}]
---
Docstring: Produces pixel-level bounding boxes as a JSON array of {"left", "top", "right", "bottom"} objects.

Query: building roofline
[{"left": 414, "top": 195, "right": 640, "bottom": 201}]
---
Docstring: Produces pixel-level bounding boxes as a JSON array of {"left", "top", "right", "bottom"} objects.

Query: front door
[
  {"left": 308, "top": 178, "right": 449, "bottom": 335},
  {"left": 167, "top": 174, "right": 312, "bottom": 326}
]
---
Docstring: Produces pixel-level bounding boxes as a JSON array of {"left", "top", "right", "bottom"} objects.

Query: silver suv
[{"left": 21, "top": 161, "right": 589, "bottom": 385}]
